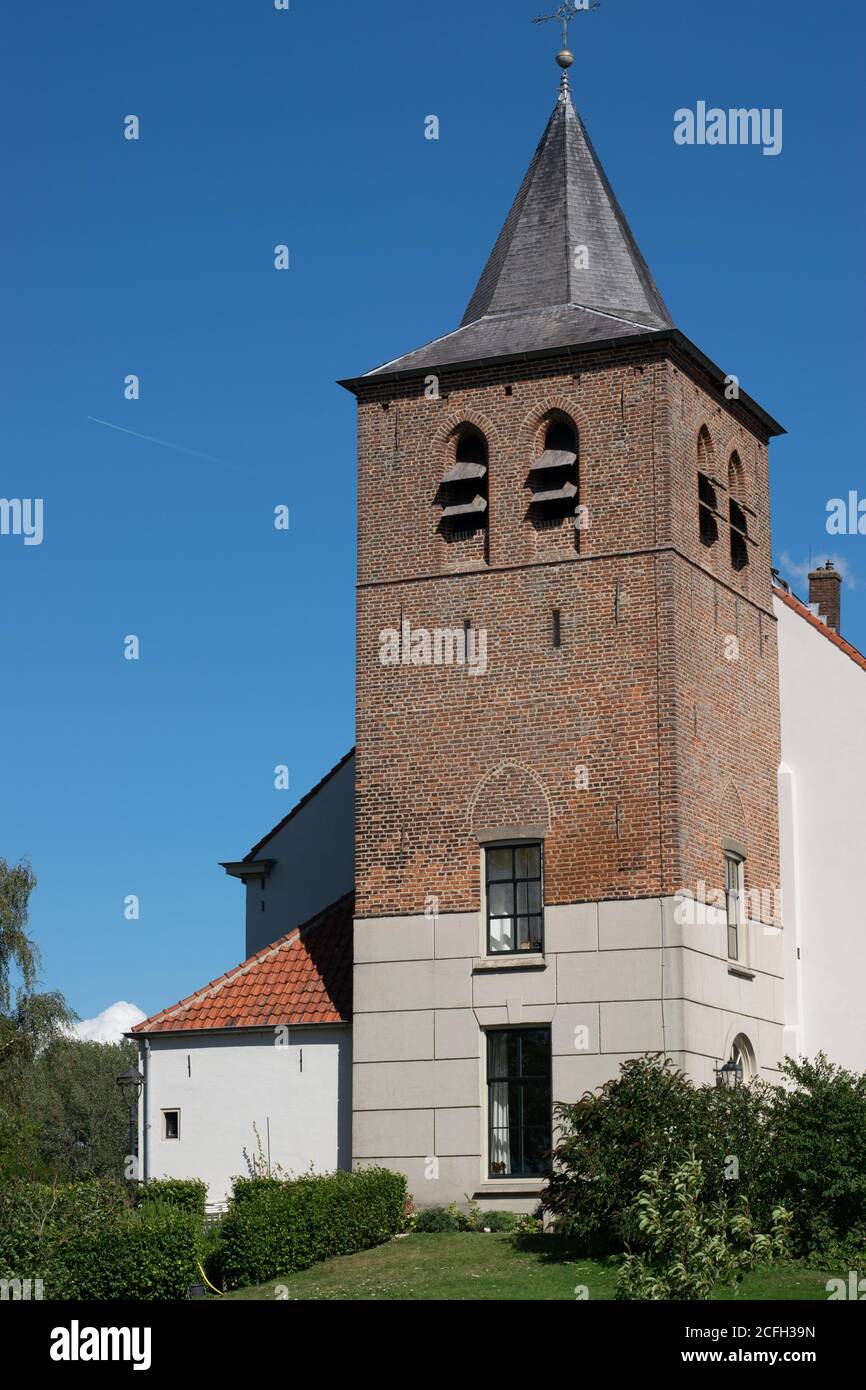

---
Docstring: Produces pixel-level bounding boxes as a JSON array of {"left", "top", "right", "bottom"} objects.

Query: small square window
[{"left": 162, "top": 1109, "right": 180, "bottom": 1141}]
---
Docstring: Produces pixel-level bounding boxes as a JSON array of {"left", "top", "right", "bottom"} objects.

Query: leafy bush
[
  {"left": 773, "top": 1054, "right": 866, "bottom": 1258},
  {"left": 230, "top": 1175, "right": 284, "bottom": 1207},
  {"left": 0, "top": 1178, "right": 128, "bottom": 1282},
  {"left": 477, "top": 1210, "right": 519, "bottom": 1233},
  {"left": 414, "top": 1205, "right": 460, "bottom": 1233},
  {"left": 134, "top": 1178, "right": 206, "bottom": 1221},
  {"left": 0, "top": 1177, "right": 199, "bottom": 1299},
  {"left": 543, "top": 1055, "right": 777, "bottom": 1251},
  {"left": 616, "top": 1152, "right": 792, "bottom": 1301},
  {"left": 219, "top": 1167, "right": 406, "bottom": 1290},
  {"left": 55, "top": 1205, "right": 199, "bottom": 1300}
]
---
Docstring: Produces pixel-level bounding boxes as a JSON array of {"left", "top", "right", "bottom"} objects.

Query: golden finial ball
[{"left": 556, "top": 49, "right": 574, "bottom": 69}]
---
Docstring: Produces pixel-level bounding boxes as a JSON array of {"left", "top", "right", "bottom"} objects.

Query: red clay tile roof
[
  {"left": 242, "top": 749, "right": 354, "bottom": 862},
  {"left": 774, "top": 586, "right": 866, "bottom": 676},
  {"left": 132, "top": 892, "right": 353, "bottom": 1035}
]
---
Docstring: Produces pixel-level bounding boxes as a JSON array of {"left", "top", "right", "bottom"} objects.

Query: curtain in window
[{"left": 488, "top": 1032, "right": 511, "bottom": 1174}]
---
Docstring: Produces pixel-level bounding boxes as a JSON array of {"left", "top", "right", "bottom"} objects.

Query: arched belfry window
[
  {"left": 528, "top": 417, "right": 579, "bottom": 515},
  {"left": 697, "top": 427, "right": 718, "bottom": 548},
  {"left": 728, "top": 452, "right": 749, "bottom": 571},
  {"left": 439, "top": 427, "right": 488, "bottom": 533}
]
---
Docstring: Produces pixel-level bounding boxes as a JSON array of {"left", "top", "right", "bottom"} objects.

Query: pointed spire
[{"left": 461, "top": 91, "right": 672, "bottom": 331}]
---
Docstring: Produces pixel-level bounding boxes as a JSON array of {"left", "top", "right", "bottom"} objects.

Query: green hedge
[
  {"left": 134, "top": 1178, "right": 207, "bottom": 1221},
  {"left": 0, "top": 1179, "right": 199, "bottom": 1300},
  {"left": 220, "top": 1168, "right": 407, "bottom": 1290}
]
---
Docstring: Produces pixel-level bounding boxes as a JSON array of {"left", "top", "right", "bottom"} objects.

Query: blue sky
[{"left": 2, "top": 0, "right": 863, "bottom": 1025}]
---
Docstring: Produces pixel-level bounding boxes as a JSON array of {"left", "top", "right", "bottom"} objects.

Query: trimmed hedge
[
  {"left": 134, "top": 1178, "right": 207, "bottom": 1221},
  {"left": 0, "top": 1179, "right": 199, "bottom": 1300},
  {"left": 220, "top": 1168, "right": 407, "bottom": 1290}
]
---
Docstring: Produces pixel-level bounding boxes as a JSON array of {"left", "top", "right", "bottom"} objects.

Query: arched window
[
  {"left": 728, "top": 452, "right": 749, "bottom": 571},
  {"left": 528, "top": 417, "right": 579, "bottom": 516},
  {"left": 716, "top": 1034, "right": 756, "bottom": 1088},
  {"left": 697, "top": 427, "right": 718, "bottom": 548},
  {"left": 439, "top": 427, "right": 488, "bottom": 534},
  {"left": 731, "top": 1034, "right": 756, "bottom": 1085}
]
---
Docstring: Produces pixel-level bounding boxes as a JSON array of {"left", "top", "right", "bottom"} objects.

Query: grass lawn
[{"left": 223, "top": 1233, "right": 836, "bottom": 1301}]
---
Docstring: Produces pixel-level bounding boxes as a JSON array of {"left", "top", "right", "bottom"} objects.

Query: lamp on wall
[
  {"left": 116, "top": 1067, "right": 145, "bottom": 1176},
  {"left": 714, "top": 1056, "right": 743, "bottom": 1090}
]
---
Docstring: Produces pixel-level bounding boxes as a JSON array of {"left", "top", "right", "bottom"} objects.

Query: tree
[
  {"left": 0, "top": 858, "right": 40, "bottom": 1008},
  {"left": 24, "top": 1037, "right": 137, "bottom": 1180}
]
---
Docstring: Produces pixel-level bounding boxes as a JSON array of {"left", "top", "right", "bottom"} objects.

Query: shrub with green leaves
[
  {"left": 219, "top": 1167, "right": 406, "bottom": 1290},
  {"left": 476, "top": 1209, "right": 519, "bottom": 1233},
  {"left": 773, "top": 1053, "right": 866, "bottom": 1259},
  {"left": 543, "top": 1055, "right": 777, "bottom": 1251},
  {"left": 414, "top": 1205, "right": 461, "bottom": 1233},
  {"left": 0, "top": 1178, "right": 199, "bottom": 1299},
  {"left": 134, "top": 1178, "right": 206, "bottom": 1222},
  {"left": 615, "top": 1152, "right": 792, "bottom": 1301}
]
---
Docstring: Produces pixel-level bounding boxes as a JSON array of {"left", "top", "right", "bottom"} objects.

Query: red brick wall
[{"left": 353, "top": 345, "right": 781, "bottom": 921}]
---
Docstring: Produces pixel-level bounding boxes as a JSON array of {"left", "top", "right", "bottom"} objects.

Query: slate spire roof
[
  {"left": 351, "top": 84, "right": 674, "bottom": 384},
  {"left": 461, "top": 85, "right": 672, "bottom": 333}
]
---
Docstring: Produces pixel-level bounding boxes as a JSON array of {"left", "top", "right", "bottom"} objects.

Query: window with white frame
[{"left": 162, "top": 1109, "right": 180, "bottom": 1140}]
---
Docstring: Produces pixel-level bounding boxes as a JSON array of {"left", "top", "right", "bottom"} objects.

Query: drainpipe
[{"left": 138, "top": 1038, "right": 151, "bottom": 1184}]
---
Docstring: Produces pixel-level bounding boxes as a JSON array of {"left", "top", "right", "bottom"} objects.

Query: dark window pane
[
  {"left": 520, "top": 1030, "right": 551, "bottom": 1075},
  {"left": 515, "top": 845, "right": 540, "bottom": 878},
  {"left": 522, "top": 1127, "right": 551, "bottom": 1173},
  {"left": 517, "top": 881, "right": 541, "bottom": 915},
  {"left": 489, "top": 882, "right": 514, "bottom": 917},
  {"left": 486, "top": 848, "right": 512, "bottom": 881}
]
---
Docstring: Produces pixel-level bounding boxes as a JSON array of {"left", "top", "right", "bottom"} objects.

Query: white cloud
[
  {"left": 73, "top": 1001, "right": 146, "bottom": 1044},
  {"left": 777, "top": 552, "right": 857, "bottom": 592}
]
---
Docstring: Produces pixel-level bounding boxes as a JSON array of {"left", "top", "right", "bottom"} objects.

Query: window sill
[
  {"left": 474, "top": 1179, "right": 548, "bottom": 1195},
  {"left": 727, "top": 964, "right": 755, "bottom": 981},
  {"left": 473, "top": 954, "right": 547, "bottom": 972}
]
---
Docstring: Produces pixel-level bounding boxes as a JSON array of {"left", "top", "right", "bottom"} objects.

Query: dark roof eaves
[{"left": 338, "top": 327, "right": 785, "bottom": 437}]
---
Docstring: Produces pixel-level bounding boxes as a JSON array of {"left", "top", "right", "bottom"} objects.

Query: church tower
[{"left": 340, "top": 41, "right": 786, "bottom": 1209}]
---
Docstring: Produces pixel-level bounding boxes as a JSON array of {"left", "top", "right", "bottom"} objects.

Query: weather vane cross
[{"left": 533, "top": 1, "right": 600, "bottom": 54}]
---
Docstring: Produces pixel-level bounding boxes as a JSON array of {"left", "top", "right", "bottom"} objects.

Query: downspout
[{"left": 138, "top": 1038, "right": 150, "bottom": 1184}]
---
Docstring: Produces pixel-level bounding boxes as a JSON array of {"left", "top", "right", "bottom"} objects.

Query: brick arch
[
  {"left": 467, "top": 761, "right": 553, "bottom": 835},
  {"left": 718, "top": 779, "right": 749, "bottom": 847},
  {"left": 520, "top": 396, "right": 590, "bottom": 460},
  {"left": 722, "top": 439, "right": 751, "bottom": 509},
  {"left": 431, "top": 408, "right": 502, "bottom": 471},
  {"left": 696, "top": 422, "right": 717, "bottom": 473}
]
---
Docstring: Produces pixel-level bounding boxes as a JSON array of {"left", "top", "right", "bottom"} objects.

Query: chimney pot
[{"left": 808, "top": 561, "right": 842, "bottom": 632}]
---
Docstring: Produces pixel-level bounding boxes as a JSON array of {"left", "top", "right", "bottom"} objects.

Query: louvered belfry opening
[
  {"left": 728, "top": 452, "right": 750, "bottom": 571},
  {"left": 439, "top": 427, "right": 489, "bottom": 538},
  {"left": 528, "top": 418, "right": 579, "bottom": 539},
  {"left": 697, "top": 426, "right": 719, "bottom": 549}
]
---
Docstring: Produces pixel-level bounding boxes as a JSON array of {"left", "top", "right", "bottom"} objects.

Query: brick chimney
[{"left": 808, "top": 561, "right": 842, "bottom": 632}]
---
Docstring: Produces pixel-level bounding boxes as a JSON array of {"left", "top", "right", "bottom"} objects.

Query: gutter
[{"left": 337, "top": 327, "right": 786, "bottom": 439}]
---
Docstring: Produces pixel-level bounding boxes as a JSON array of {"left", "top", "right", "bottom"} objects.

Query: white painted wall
[
  {"left": 243, "top": 753, "right": 355, "bottom": 956},
  {"left": 776, "top": 595, "right": 866, "bottom": 1072},
  {"left": 138, "top": 1027, "right": 352, "bottom": 1208}
]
